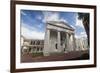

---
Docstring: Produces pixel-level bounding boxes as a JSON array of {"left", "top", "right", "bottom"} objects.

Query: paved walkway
[{"left": 21, "top": 50, "right": 89, "bottom": 63}]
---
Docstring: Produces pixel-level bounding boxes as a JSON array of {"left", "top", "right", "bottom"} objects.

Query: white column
[
  {"left": 70, "top": 34, "right": 73, "bottom": 51},
  {"left": 72, "top": 33, "right": 75, "bottom": 51},
  {"left": 68, "top": 34, "right": 72, "bottom": 51},
  {"left": 58, "top": 31, "right": 61, "bottom": 52},
  {"left": 65, "top": 33, "right": 69, "bottom": 53},
  {"left": 69, "top": 34, "right": 75, "bottom": 51},
  {"left": 43, "top": 29, "right": 50, "bottom": 56}
]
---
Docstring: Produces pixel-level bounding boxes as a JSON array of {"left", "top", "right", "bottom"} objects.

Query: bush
[{"left": 32, "top": 52, "right": 43, "bottom": 57}]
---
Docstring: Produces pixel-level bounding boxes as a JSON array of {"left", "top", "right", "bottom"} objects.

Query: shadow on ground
[{"left": 21, "top": 50, "right": 89, "bottom": 63}]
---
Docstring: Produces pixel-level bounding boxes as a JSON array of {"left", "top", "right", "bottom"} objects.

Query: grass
[{"left": 32, "top": 52, "right": 43, "bottom": 57}]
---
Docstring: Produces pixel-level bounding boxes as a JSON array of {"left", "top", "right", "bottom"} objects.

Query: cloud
[
  {"left": 80, "top": 31, "right": 87, "bottom": 37},
  {"left": 21, "top": 11, "right": 27, "bottom": 16},
  {"left": 42, "top": 11, "right": 68, "bottom": 23},
  {"left": 42, "top": 12, "right": 59, "bottom": 22},
  {"left": 59, "top": 18, "right": 68, "bottom": 23},
  {"left": 21, "top": 24, "right": 45, "bottom": 40},
  {"left": 22, "top": 23, "right": 37, "bottom": 31},
  {"left": 75, "top": 31, "right": 87, "bottom": 38},
  {"left": 75, "top": 14, "right": 84, "bottom": 28},
  {"left": 36, "top": 15, "right": 42, "bottom": 20}
]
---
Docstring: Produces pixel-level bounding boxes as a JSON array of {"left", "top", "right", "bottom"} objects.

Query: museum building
[{"left": 21, "top": 21, "right": 88, "bottom": 56}]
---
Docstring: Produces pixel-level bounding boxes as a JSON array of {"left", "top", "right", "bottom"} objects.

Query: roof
[{"left": 46, "top": 21, "right": 74, "bottom": 31}]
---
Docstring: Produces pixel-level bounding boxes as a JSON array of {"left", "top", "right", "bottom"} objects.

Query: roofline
[{"left": 46, "top": 21, "right": 75, "bottom": 31}]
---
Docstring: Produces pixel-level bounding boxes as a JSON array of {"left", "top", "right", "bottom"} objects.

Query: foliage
[{"left": 32, "top": 52, "right": 43, "bottom": 57}]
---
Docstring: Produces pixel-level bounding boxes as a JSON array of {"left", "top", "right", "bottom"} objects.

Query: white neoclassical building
[
  {"left": 43, "top": 21, "right": 76, "bottom": 56},
  {"left": 21, "top": 21, "right": 89, "bottom": 56}
]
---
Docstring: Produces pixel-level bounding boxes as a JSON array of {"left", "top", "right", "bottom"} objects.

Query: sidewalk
[{"left": 21, "top": 50, "right": 89, "bottom": 63}]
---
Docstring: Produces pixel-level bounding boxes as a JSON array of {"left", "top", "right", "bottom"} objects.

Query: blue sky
[{"left": 21, "top": 10, "right": 87, "bottom": 39}]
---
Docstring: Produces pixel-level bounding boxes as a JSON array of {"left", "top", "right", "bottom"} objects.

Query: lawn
[{"left": 32, "top": 52, "right": 43, "bottom": 57}]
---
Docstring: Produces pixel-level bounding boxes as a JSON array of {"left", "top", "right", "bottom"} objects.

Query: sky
[{"left": 21, "top": 10, "right": 87, "bottom": 39}]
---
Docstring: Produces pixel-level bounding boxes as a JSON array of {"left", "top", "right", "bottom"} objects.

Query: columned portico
[{"left": 43, "top": 21, "right": 75, "bottom": 56}]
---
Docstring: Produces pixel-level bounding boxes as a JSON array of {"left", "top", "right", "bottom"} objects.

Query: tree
[{"left": 78, "top": 13, "right": 90, "bottom": 46}]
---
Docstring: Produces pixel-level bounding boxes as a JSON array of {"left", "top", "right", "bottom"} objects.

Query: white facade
[
  {"left": 43, "top": 21, "right": 75, "bottom": 56},
  {"left": 21, "top": 21, "right": 89, "bottom": 56}
]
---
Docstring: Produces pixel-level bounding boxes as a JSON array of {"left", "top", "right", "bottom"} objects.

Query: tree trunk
[{"left": 83, "top": 18, "right": 89, "bottom": 47}]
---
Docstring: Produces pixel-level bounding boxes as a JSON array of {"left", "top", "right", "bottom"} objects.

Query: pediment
[{"left": 46, "top": 21, "right": 74, "bottom": 30}]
